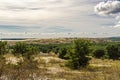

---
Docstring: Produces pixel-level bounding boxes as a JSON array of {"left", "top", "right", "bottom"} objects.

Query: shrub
[
  {"left": 106, "top": 44, "right": 120, "bottom": 60},
  {"left": 58, "top": 47, "right": 69, "bottom": 59},
  {"left": 28, "top": 46, "right": 39, "bottom": 55},
  {"left": 52, "top": 47, "right": 59, "bottom": 54},
  {"left": 93, "top": 49, "right": 105, "bottom": 58},
  {"left": 66, "top": 39, "right": 91, "bottom": 69},
  {"left": 12, "top": 42, "right": 28, "bottom": 55},
  {"left": 0, "top": 41, "right": 8, "bottom": 55},
  {"left": 25, "top": 46, "right": 39, "bottom": 59}
]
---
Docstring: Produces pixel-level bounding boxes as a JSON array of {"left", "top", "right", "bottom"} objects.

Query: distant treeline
[
  {"left": 109, "top": 37, "right": 120, "bottom": 41},
  {"left": 0, "top": 38, "right": 26, "bottom": 40}
]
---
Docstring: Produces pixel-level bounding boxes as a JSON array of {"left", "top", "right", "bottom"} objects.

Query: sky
[{"left": 0, "top": 0, "right": 120, "bottom": 38}]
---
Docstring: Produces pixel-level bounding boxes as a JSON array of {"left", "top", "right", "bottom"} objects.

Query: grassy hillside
[
  {"left": 0, "top": 38, "right": 119, "bottom": 80},
  {"left": 0, "top": 54, "right": 120, "bottom": 80}
]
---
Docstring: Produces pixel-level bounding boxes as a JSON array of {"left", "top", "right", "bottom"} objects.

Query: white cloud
[
  {"left": 94, "top": 1, "right": 120, "bottom": 15},
  {"left": 95, "top": 0, "right": 120, "bottom": 28},
  {"left": 113, "top": 15, "right": 120, "bottom": 28}
]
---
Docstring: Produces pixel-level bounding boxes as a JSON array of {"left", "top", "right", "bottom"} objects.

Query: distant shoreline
[
  {"left": 0, "top": 36, "right": 120, "bottom": 42},
  {"left": 1, "top": 38, "right": 26, "bottom": 40}
]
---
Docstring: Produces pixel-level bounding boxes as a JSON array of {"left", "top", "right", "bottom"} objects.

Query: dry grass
[
  {"left": 25, "top": 38, "right": 74, "bottom": 44},
  {"left": 3, "top": 54, "right": 23, "bottom": 65},
  {"left": 6, "top": 38, "right": 74, "bottom": 46},
  {"left": 0, "top": 54, "right": 120, "bottom": 80}
]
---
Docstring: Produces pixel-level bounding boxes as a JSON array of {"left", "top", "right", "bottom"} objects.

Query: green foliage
[
  {"left": 38, "top": 44, "right": 59, "bottom": 53},
  {"left": 0, "top": 41, "right": 8, "bottom": 55},
  {"left": 73, "top": 39, "right": 91, "bottom": 56},
  {"left": 29, "top": 43, "right": 71, "bottom": 54},
  {"left": 93, "top": 49, "right": 105, "bottom": 58},
  {"left": 27, "top": 46, "right": 39, "bottom": 55},
  {"left": 66, "top": 39, "right": 91, "bottom": 69},
  {"left": 12, "top": 42, "right": 40, "bottom": 59},
  {"left": 12, "top": 42, "right": 28, "bottom": 55},
  {"left": 52, "top": 47, "right": 60, "bottom": 54},
  {"left": 106, "top": 44, "right": 120, "bottom": 60},
  {"left": 58, "top": 46, "right": 69, "bottom": 59},
  {"left": 25, "top": 46, "right": 39, "bottom": 59},
  {"left": 90, "top": 42, "right": 106, "bottom": 51}
]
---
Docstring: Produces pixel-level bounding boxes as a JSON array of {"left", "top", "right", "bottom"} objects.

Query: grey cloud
[
  {"left": 48, "top": 0, "right": 63, "bottom": 3},
  {"left": 0, "top": 6, "right": 46, "bottom": 11},
  {"left": 28, "top": 7, "right": 46, "bottom": 10},
  {"left": 94, "top": 1, "right": 120, "bottom": 15},
  {"left": 46, "top": 26, "right": 73, "bottom": 33},
  {"left": 95, "top": 0, "right": 120, "bottom": 28}
]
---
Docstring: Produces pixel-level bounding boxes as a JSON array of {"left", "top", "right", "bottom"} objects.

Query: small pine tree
[{"left": 66, "top": 39, "right": 91, "bottom": 69}]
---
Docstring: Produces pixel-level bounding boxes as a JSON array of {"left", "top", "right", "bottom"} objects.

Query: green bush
[
  {"left": 106, "top": 44, "right": 120, "bottom": 60},
  {"left": 93, "top": 49, "right": 105, "bottom": 58},
  {"left": 12, "top": 42, "right": 28, "bottom": 55},
  {"left": 25, "top": 46, "right": 39, "bottom": 59},
  {"left": 28, "top": 46, "right": 39, "bottom": 55},
  {"left": 58, "top": 47, "right": 69, "bottom": 59},
  {"left": 0, "top": 41, "right": 8, "bottom": 55},
  {"left": 66, "top": 39, "right": 91, "bottom": 69}
]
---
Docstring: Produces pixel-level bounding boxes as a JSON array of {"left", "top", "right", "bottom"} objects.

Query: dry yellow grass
[
  {"left": 29, "top": 55, "right": 120, "bottom": 80},
  {"left": 0, "top": 54, "right": 120, "bottom": 80}
]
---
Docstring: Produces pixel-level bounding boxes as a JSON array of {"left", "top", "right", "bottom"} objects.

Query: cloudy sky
[{"left": 0, "top": 0, "right": 120, "bottom": 38}]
